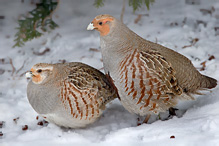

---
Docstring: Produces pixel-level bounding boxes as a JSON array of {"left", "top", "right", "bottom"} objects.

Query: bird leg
[
  {"left": 137, "top": 117, "right": 141, "bottom": 126},
  {"left": 168, "top": 107, "right": 178, "bottom": 117},
  {"left": 143, "top": 114, "right": 151, "bottom": 124},
  {"left": 137, "top": 114, "right": 151, "bottom": 126}
]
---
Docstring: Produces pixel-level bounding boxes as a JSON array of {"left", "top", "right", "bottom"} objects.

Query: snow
[{"left": 0, "top": 0, "right": 219, "bottom": 145}]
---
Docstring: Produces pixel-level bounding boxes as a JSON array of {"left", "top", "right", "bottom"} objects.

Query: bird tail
[{"left": 200, "top": 75, "right": 217, "bottom": 89}]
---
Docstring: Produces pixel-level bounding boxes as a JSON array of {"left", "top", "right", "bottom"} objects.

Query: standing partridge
[
  {"left": 26, "top": 62, "right": 117, "bottom": 128},
  {"left": 87, "top": 14, "right": 217, "bottom": 122}
]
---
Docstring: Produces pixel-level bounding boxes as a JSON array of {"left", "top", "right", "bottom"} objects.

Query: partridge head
[
  {"left": 87, "top": 14, "right": 217, "bottom": 122},
  {"left": 26, "top": 62, "right": 117, "bottom": 128},
  {"left": 26, "top": 63, "right": 53, "bottom": 84}
]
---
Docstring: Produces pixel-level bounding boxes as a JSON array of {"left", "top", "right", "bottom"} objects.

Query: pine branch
[
  {"left": 129, "top": 0, "right": 154, "bottom": 12},
  {"left": 13, "top": 0, "right": 59, "bottom": 48},
  {"left": 92, "top": 0, "right": 155, "bottom": 14},
  {"left": 129, "top": 0, "right": 143, "bottom": 12},
  {"left": 93, "top": 0, "right": 105, "bottom": 8},
  {"left": 144, "top": 0, "right": 155, "bottom": 10}
]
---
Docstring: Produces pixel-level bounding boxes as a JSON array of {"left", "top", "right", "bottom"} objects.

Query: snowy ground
[{"left": 0, "top": 0, "right": 219, "bottom": 145}]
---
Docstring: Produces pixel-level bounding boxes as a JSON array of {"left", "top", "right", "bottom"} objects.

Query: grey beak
[{"left": 25, "top": 71, "right": 33, "bottom": 78}]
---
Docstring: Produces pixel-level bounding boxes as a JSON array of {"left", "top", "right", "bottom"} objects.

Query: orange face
[
  {"left": 30, "top": 68, "right": 43, "bottom": 84},
  {"left": 91, "top": 17, "right": 114, "bottom": 36},
  {"left": 26, "top": 63, "right": 53, "bottom": 84}
]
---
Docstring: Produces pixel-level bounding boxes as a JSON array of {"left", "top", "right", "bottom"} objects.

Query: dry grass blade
[
  {"left": 134, "top": 14, "right": 142, "bottom": 24},
  {"left": 9, "top": 58, "right": 16, "bottom": 76},
  {"left": 16, "top": 60, "right": 27, "bottom": 74}
]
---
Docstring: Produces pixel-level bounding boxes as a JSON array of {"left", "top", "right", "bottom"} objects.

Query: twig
[
  {"left": 155, "top": 37, "right": 158, "bottom": 43},
  {"left": 9, "top": 58, "right": 16, "bottom": 76},
  {"left": 200, "top": 9, "right": 212, "bottom": 15},
  {"left": 0, "top": 69, "right": 5, "bottom": 75},
  {"left": 182, "top": 17, "right": 187, "bottom": 26},
  {"left": 215, "top": 27, "right": 219, "bottom": 31},
  {"left": 8, "top": 58, "right": 28, "bottom": 77},
  {"left": 13, "top": 117, "right": 20, "bottom": 124},
  {"left": 58, "top": 59, "right": 66, "bottom": 64},
  {"left": 134, "top": 13, "right": 149, "bottom": 16},
  {"left": 200, "top": 61, "right": 206, "bottom": 71},
  {"left": 42, "top": 0, "right": 60, "bottom": 26},
  {"left": 33, "top": 48, "right": 50, "bottom": 55},
  {"left": 16, "top": 60, "right": 27, "bottom": 74},
  {"left": 120, "top": 0, "right": 126, "bottom": 22},
  {"left": 134, "top": 14, "right": 142, "bottom": 24},
  {"left": 182, "top": 44, "right": 192, "bottom": 49},
  {"left": 51, "top": 33, "right": 62, "bottom": 42},
  {"left": 33, "top": 17, "right": 40, "bottom": 30},
  {"left": 170, "top": 22, "right": 178, "bottom": 26},
  {"left": 200, "top": 7, "right": 215, "bottom": 16},
  {"left": 89, "top": 48, "right": 100, "bottom": 52},
  {"left": 19, "top": 71, "right": 28, "bottom": 77},
  {"left": 182, "top": 38, "right": 199, "bottom": 49},
  {"left": 0, "top": 121, "right": 5, "bottom": 128},
  {"left": 215, "top": 27, "right": 219, "bottom": 36},
  {"left": 80, "top": 56, "right": 86, "bottom": 60},
  {"left": 98, "top": 67, "right": 104, "bottom": 70},
  {"left": 199, "top": 55, "right": 216, "bottom": 71},
  {"left": 208, "top": 55, "right": 215, "bottom": 61},
  {"left": 191, "top": 38, "right": 199, "bottom": 44},
  {"left": 0, "top": 59, "right": 5, "bottom": 64},
  {"left": 196, "top": 20, "right": 207, "bottom": 27}
]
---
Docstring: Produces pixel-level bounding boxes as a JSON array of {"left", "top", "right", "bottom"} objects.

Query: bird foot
[
  {"left": 168, "top": 107, "right": 178, "bottom": 118},
  {"left": 137, "top": 114, "right": 151, "bottom": 126}
]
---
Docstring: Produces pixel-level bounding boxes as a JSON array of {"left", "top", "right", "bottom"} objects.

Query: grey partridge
[
  {"left": 87, "top": 14, "right": 217, "bottom": 122},
  {"left": 26, "top": 62, "right": 117, "bottom": 128}
]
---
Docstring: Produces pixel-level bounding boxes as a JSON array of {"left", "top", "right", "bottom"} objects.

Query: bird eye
[
  {"left": 37, "top": 69, "right": 42, "bottom": 73},
  {"left": 99, "top": 22, "right": 103, "bottom": 25}
]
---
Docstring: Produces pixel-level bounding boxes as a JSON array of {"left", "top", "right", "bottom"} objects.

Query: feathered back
[{"left": 99, "top": 15, "right": 217, "bottom": 94}]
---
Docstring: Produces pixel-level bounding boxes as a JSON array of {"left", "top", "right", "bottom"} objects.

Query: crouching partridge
[
  {"left": 26, "top": 62, "right": 117, "bottom": 128},
  {"left": 87, "top": 14, "right": 217, "bottom": 122}
]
